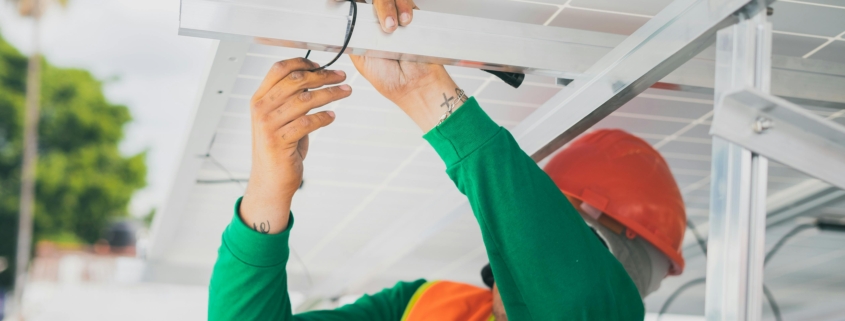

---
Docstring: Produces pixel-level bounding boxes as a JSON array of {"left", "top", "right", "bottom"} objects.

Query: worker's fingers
[
  {"left": 374, "top": 0, "right": 399, "bottom": 33},
  {"left": 253, "top": 58, "right": 319, "bottom": 102},
  {"left": 268, "top": 85, "right": 352, "bottom": 128},
  {"left": 278, "top": 111, "right": 336, "bottom": 144},
  {"left": 255, "top": 69, "right": 347, "bottom": 113},
  {"left": 395, "top": 0, "right": 415, "bottom": 26}
]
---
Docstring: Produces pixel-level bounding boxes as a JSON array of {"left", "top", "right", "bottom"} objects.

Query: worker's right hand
[
  {"left": 365, "top": 0, "right": 418, "bottom": 33},
  {"left": 240, "top": 58, "right": 350, "bottom": 234}
]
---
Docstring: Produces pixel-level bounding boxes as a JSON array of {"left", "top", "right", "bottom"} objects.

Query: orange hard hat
[{"left": 543, "top": 129, "right": 687, "bottom": 275}]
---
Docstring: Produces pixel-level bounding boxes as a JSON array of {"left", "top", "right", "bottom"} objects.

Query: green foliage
[{"left": 0, "top": 33, "right": 146, "bottom": 288}]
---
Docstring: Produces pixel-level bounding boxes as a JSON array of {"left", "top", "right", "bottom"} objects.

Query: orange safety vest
[{"left": 401, "top": 281, "right": 495, "bottom": 321}]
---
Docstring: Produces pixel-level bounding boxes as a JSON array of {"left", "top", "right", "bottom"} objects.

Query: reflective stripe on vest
[{"left": 401, "top": 281, "right": 495, "bottom": 321}]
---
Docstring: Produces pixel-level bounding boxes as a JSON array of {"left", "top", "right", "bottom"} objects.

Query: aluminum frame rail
[
  {"left": 511, "top": 0, "right": 771, "bottom": 161},
  {"left": 712, "top": 88, "right": 845, "bottom": 190},
  {"left": 179, "top": 0, "right": 619, "bottom": 78},
  {"left": 705, "top": 8, "right": 772, "bottom": 321},
  {"left": 145, "top": 40, "right": 249, "bottom": 283},
  {"left": 178, "top": 0, "right": 845, "bottom": 108}
]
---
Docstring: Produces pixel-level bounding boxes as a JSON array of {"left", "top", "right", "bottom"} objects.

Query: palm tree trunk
[{"left": 12, "top": 4, "right": 41, "bottom": 317}]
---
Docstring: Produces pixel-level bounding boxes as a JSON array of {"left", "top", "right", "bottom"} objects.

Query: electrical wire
[
  {"left": 686, "top": 218, "right": 708, "bottom": 257},
  {"left": 657, "top": 219, "right": 783, "bottom": 321},
  {"left": 306, "top": 0, "right": 357, "bottom": 71},
  {"left": 657, "top": 277, "right": 706, "bottom": 321},
  {"left": 764, "top": 223, "right": 815, "bottom": 266}
]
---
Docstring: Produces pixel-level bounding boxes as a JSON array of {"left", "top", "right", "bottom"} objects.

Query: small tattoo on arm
[
  {"left": 253, "top": 221, "right": 271, "bottom": 234},
  {"left": 440, "top": 92, "right": 455, "bottom": 108}
]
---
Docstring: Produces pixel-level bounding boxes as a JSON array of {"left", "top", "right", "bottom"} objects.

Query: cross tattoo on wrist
[{"left": 440, "top": 93, "right": 455, "bottom": 108}]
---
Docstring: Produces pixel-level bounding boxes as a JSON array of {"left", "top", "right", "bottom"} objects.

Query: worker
[{"left": 207, "top": 1, "right": 687, "bottom": 320}]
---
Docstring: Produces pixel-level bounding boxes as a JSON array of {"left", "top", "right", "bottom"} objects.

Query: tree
[{"left": 0, "top": 33, "right": 146, "bottom": 289}]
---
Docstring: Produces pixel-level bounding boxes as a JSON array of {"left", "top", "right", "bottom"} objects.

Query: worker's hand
[
  {"left": 366, "top": 0, "right": 418, "bottom": 33},
  {"left": 240, "top": 58, "right": 350, "bottom": 234},
  {"left": 350, "top": 56, "right": 460, "bottom": 132}
]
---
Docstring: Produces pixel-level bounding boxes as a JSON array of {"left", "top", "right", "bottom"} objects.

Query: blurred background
[
  {"left": 1, "top": 0, "right": 844, "bottom": 320},
  {"left": 0, "top": 0, "right": 212, "bottom": 319}
]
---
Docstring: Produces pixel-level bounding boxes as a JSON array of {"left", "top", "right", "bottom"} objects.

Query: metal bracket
[{"left": 711, "top": 87, "right": 845, "bottom": 190}]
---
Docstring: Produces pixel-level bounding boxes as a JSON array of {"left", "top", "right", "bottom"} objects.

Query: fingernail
[
  {"left": 327, "top": 111, "right": 336, "bottom": 118},
  {"left": 334, "top": 70, "right": 346, "bottom": 77},
  {"left": 339, "top": 84, "right": 351, "bottom": 91},
  {"left": 400, "top": 13, "right": 410, "bottom": 24},
  {"left": 385, "top": 16, "right": 396, "bottom": 29}
]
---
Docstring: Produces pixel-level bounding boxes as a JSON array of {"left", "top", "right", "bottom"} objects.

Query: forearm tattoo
[{"left": 253, "top": 221, "right": 271, "bottom": 234}]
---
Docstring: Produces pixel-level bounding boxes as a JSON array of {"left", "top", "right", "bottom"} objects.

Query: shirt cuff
[
  {"left": 423, "top": 97, "right": 502, "bottom": 167},
  {"left": 222, "top": 197, "right": 293, "bottom": 267}
]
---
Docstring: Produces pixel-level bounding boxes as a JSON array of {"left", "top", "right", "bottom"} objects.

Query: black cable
[
  {"left": 307, "top": 0, "right": 357, "bottom": 71},
  {"left": 657, "top": 277, "right": 706, "bottom": 321},
  {"left": 764, "top": 223, "right": 815, "bottom": 266},
  {"left": 763, "top": 285, "right": 783, "bottom": 321},
  {"left": 657, "top": 219, "right": 784, "bottom": 321},
  {"left": 687, "top": 219, "right": 708, "bottom": 257}
]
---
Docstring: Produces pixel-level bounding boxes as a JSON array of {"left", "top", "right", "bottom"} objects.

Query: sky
[{"left": 0, "top": 0, "right": 214, "bottom": 217}]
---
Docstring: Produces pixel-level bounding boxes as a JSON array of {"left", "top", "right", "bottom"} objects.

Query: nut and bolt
[{"left": 753, "top": 117, "right": 774, "bottom": 133}]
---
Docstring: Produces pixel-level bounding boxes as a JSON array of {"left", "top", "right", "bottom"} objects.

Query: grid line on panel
[
  {"left": 637, "top": 93, "right": 713, "bottom": 105},
  {"left": 682, "top": 176, "right": 711, "bottom": 195},
  {"left": 803, "top": 30, "right": 845, "bottom": 59},
  {"left": 773, "top": 30, "right": 833, "bottom": 41},
  {"left": 826, "top": 108, "right": 845, "bottom": 120},
  {"left": 638, "top": 132, "right": 712, "bottom": 144},
  {"left": 612, "top": 112, "right": 709, "bottom": 124},
  {"left": 245, "top": 53, "right": 356, "bottom": 68},
  {"left": 661, "top": 152, "right": 711, "bottom": 162},
  {"left": 781, "top": 0, "right": 845, "bottom": 10},
  {"left": 472, "top": 76, "right": 497, "bottom": 97},
  {"left": 652, "top": 110, "right": 714, "bottom": 149},
  {"left": 302, "top": 144, "right": 428, "bottom": 265},
  {"left": 475, "top": 99, "right": 540, "bottom": 109},
  {"left": 508, "top": 0, "right": 653, "bottom": 19}
]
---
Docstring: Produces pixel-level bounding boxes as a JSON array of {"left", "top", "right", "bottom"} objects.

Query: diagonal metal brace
[{"left": 711, "top": 87, "right": 845, "bottom": 190}]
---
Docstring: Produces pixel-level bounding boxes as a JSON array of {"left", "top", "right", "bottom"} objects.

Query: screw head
[{"left": 753, "top": 117, "right": 774, "bottom": 133}]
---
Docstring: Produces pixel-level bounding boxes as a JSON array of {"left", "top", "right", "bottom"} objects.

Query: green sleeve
[
  {"left": 423, "top": 98, "right": 645, "bottom": 321},
  {"left": 208, "top": 198, "right": 424, "bottom": 321}
]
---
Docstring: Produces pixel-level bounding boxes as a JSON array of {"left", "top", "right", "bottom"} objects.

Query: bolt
[
  {"left": 753, "top": 117, "right": 774, "bottom": 133},
  {"left": 767, "top": 7, "right": 774, "bottom": 16}
]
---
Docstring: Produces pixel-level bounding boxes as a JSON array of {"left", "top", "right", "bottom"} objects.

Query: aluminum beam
[
  {"left": 510, "top": 0, "right": 768, "bottom": 161},
  {"left": 660, "top": 55, "right": 845, "bottom": 110},
  {"left": 145, "top": 40, "right": 249, "bottom": 277},
  {"left": 705, "top": 10, "right": 772, "bottom": 321},
  {"left": 179, "top": 0, "right": 620, "bottom": 78},
  {"left": 178, "top": 0, "right": 845, "bottom": 108},
  {"left": 711, "top": 88, "right": 845, "bottom": 191}
]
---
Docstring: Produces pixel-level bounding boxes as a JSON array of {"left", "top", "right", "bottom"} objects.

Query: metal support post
[{"left": 705, "top": 4, "right": 772, "bottom": 321}]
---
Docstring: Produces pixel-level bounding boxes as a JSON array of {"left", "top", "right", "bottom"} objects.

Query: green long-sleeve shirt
[{"left": 209, "top": 98, "right": 644, "bottom": 320}]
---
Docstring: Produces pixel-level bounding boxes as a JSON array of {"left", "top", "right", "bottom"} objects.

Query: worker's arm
[
  {"left": 351, "top": 61, "right": 645, "bottom": 320},
  {"left": 208, "top": 57, "right": 422, "bottom": 320},
  {"left": 209, "top": 198, "right": 424, "bottom": 320}
]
